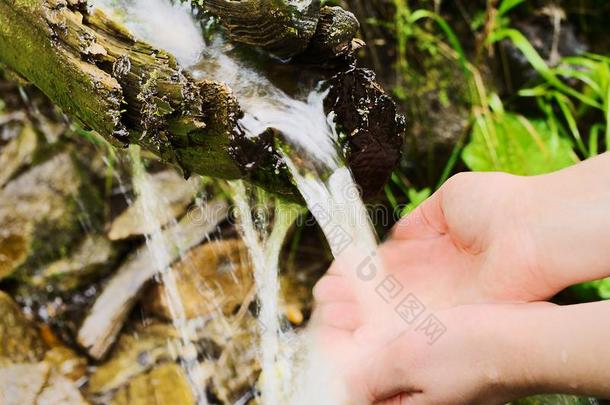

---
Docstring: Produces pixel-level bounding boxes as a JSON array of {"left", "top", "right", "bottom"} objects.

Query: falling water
[
  {"left": 128, "top": 146, "right": 209, "bottom": 404},
  {"left": 230, "top": 182, "right": 302, "bottom": 404},
  {"left": 89, "top": 0, "right": 383, "bottom": 403}
]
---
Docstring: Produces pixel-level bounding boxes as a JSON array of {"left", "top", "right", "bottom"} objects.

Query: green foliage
[
  {"left": 400, "top": 187, "right": 431, "bottom": 217},
  {"left": 570, "top": 278, "right": 610, "bottom": 301},
  {"left": 490, "top": 31, "right": 610, "bottom": 157},
  {"left": 511, "top": 394, "right": 598, "bottom": 405},
  {"left": 462, "top": 111, "right": 577, "bottom": 175}
]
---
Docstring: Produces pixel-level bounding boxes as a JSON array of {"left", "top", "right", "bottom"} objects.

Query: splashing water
[
  {"left": 89, "top": 0, "right": 204, "bottom": 67},
  {"left": 90, "top": 0, "right": 384, "bottom": 403}
]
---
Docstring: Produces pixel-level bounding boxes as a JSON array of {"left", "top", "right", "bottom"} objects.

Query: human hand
[
  {"left": 311, "top": 250, "right": 550, "bottom": 405},
  {"left": 385, "top": 171, "right": 551, "bottom": 304},
  {"left": 390, "top": 153, "right": 610, "bottom": 304},
  {"left": 312, "top": 255, "right": 610, "bottom": 405}
]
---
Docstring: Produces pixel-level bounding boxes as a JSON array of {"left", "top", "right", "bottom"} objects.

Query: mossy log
[
  {"left": 0, "top": 0, "right": 404, "bottom": 200},
  {"left": 0, "top": 0, "right": 251, "bottom": 186},
  {"left": 197, "top": 0, "right": 360, "bottom": 60}
]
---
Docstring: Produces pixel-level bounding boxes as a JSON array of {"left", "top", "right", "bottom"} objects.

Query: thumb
[{"left": 392, "top": 190, "right": 446, "bottom": 241}]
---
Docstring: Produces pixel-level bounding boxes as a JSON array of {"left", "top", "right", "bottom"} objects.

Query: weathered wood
[
  {"left": 0, "top": 0, "right": 243, "bottom": 181},
  {"left": 198, "top": 0, "right": 321, "bottom": 59},
  {"left": 0, "top": 0, "right": 405, "bottom": 200}
]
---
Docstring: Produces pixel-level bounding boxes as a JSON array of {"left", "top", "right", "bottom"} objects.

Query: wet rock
[
  {"left": 205, "top": 314, "right": 260, "bottom": 404},
  {"left": 109, "top": 363, "right": 196, "bottom": 405},
  {"left": 0, "top": 291, "right": 46, "bottom": 365},
  {"left": 0, "top": 292, "right": 88, "bottom": 404},
  {"left": 298, "top": 6, "right": 363, "bottom": 63},
  {"left": 78, "top": 199, "right": 229, "bottom": 359},
  {"left": 0, "top": 122, "right": 38, "bottom": 188},
  {"left": 88, "top": 323, "right": 179, "bottom": 394},
  {"left": 231, "top": 67, "right": 406, "bottom": 201},
  {"left": 108, "top": 170, "right": 201, "bottom": 241},
  {"left": 280, "top": 275, "right": 310, "bottom": 326},
  {"left": 144, "top": 239, "right": 253, "bottom": 321},
  {"left": 0, "top": 362, "right": 50, "bottom": 405},
  {"left": 324, "top": 68, "right": 406, "bottom": 199},
  {"left": 43, "top": 346, "right": 88, "bottom": 383},
  {"left": 0, "top": 152, "right": 102, "bottom": 280},
  {"left": 36, "top": 370, "right": 88, "bottom": 405},
  {"left": 25, "top": 234, "right": 119, "bottom": 293},
  {"left": 0, "top": 362, "right": 87, "bottom": 405}
]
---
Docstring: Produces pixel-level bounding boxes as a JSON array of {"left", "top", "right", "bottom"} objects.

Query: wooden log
[{"left": 0, "top": 0, "right": 244, "bottom": 182}]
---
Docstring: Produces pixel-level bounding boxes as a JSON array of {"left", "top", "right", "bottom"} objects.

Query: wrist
[
  {"left": 522, "top": 157, "right": 610, "bottom": 292},
  {"left": 490, "top": 301, "right": 610, "bottom": 399},
  {"left": 483, "top": 303, "right": 559, "bottom": 400}
]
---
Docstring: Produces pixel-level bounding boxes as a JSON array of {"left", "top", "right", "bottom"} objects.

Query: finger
[
  {"left": 313, "top": 274, "right": 357, "bottom": 303},
  {"left": 391, "top": 191, "right": 446, "bottom": 241}
]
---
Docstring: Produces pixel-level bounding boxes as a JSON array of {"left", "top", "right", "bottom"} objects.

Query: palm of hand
[
  {"left": 310, "top": 173, "right": 555, "bottom": 403},
  {"left": 388, "top": 172, "right": 554, "bottom": 304}
]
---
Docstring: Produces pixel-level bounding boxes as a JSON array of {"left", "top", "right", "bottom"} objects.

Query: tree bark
[{"left": 0, "top": 0, "right": 252, "bottom": 187}]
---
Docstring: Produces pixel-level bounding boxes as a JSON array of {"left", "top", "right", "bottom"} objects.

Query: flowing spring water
[
  {"left": 89, "top": 0, "right": 383, "bottom": 402},
  {"left": 128, "top": 146, "right": 210, "bottom": 404},
  {"left": 230, "top": 182, "right": 302, "bottom": 404}
]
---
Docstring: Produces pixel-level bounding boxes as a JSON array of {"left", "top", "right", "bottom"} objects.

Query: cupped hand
[
  {"left": 309, "top": 171, "right": 556, "bottom": 404},
  {"left": 310, "top": 245, "right": 552, "bottom": 405},
  {"left": 386, "top": 171, "right": 561, "bottom": 304}
]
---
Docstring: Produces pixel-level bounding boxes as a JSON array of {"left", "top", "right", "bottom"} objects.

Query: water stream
[
  {"left": 128, "top": 146, "right": 210, "bottom": 404},
  {"left": 90, "top": 1, "right": 382, "bottom": 403}
]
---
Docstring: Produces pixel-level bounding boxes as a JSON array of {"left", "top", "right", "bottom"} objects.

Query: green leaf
[
  {"left": 409, "top": 10, "right": 468, "bottom": 75},
  {"left": 462, "top": 112, "right": 577, "bottom": 175},
  {"left": 498, "top": 0, "right": 525, "bottom": 17},
  {"left": 400, "top": 188, "right": 431, "bottom": 217},
  {"left": 489, "top": 29, "right": 601, "bottom": 109}
]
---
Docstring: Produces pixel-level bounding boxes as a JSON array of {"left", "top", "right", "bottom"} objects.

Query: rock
[
  {"left": 36, "top": 370, "right": 88, "bottom": 405},
  {"left": 78, "top": 199, "right": 229, "bottom": 359},
  {"left": 231, "top": 67, "right": 406, "bottom": 202},
  {"left": 144, "top": 239, "right": 253, "bottom": 321},
  {"left": 43, "top": 346, "right": 88, "bottom": 383},
  {"left": 0, "top": 152, "right": 102, "bottom": 280},
  {"left": 298, "top": 6, "right": 363, "bottom": 63},
  {"left": 0, "top": 122, "right": 38, "bottom": 188},
  {"left": 0, "top": 363, "right": 50, "bottom": 405},
  {"left": 108, "top": 171, "right": 201, "bottom": 241},
  {"left": 0, "top": 291, "right": 46, "bottom": 365},
  {"left": 0, "top": 292, "right": 88, "bottom": 404},
  {"left": 280, "top": 275, "right": 310, "bottom": 326},
  {"left": 25, "top": 234, "right": 118, "bottom": 292},
  {"left": 109, "top": 363, "right": 196, "bottom": 405},
  {"left": 0, "top": 362, "right": 87, "bottom": 405},
  {"left": 205, "top": 314, "right": 260, "bottom": 404},
  {"left": 88, "top": 324, "right": 179, "bottom": 394}
]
